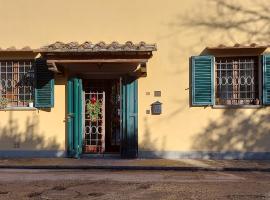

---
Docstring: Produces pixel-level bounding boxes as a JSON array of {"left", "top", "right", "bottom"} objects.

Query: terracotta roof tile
[
  {"left": 207, "top": 43, "right": 269, "bottom": 49},
  {"left": 38, "top": 41, "right": 157, "bottom": 52},
  {"left": 0, "top": 46, "right": 34, "bottom": 52}
]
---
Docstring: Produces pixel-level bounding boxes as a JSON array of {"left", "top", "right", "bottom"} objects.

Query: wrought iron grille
[
  {"left": 84, "top": 91, "right": 105, "bottom": 153},
  {"left": 215, "top": 57, "right": 259, "bottom": 105},
  {"left": 110, "top": 82, "right": 121, "bottom": 146},
  {"left": 0, "top": 61, "right": 34, "bottom": 107}
]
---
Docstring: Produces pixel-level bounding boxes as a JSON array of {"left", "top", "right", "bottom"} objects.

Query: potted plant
[
  {"left": 27, "top": 100, "right": 34, "bottom": 107},
  {"left": 253, "top": 98, "right": 260, "bottom": 105},
  {"left": 0, "top": 97, "right": 8, "bottom": 109}
]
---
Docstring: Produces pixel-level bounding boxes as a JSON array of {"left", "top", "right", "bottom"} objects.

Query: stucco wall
[
  {"left": 0, "top": 0, "right": 270, "bottom": 156},
  {"left": 0, "top": 76, "right": 66, "bottom": 151}
]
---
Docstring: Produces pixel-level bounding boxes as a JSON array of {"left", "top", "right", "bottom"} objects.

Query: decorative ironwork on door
[
  {"left": 110, "top": 82, "right": 121, "bottom": 146},
  {"left": 84, "top": 91, "right": 105, "bottom": 153}
]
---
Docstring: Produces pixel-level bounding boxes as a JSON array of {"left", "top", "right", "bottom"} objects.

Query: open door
[
  {"left": 67, "top": 78, "right": 83, "bottom": 158},
  {"left": 121, "top": 77, "right": 138, "bottom": 158}
]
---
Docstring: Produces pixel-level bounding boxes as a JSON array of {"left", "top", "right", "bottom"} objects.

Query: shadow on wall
[
  {"left": 169, "top": 0, "right": 270, "bottom": 157},
  {"left": 0, "top": 112, "right": 60, "bottom": 151},
  {"left": 139, "top": 117, "right": 167, "bottom": 158},
  {"left": 174, "top": 0, "right": 270, "bottom": 44},
  {"left": 192, "top": 109, "right": 270, "bottom": 153}
]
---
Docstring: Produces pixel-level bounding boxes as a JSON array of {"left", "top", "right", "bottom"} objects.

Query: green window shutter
[
  {"left": 34, "top": 58, "right": 54, "bottom": 108},
  {"left": 67, "top": 78, "right": 83, "bottom": 158},
  {"left": 192, "top": 56, "right": 214, "bottom": 106},
  {"left": 67, "top": 78, "right": 74, "bottom": 157},
  {"left": 263, "top": 54, "right": 270, "bottom": 105},
  {"left": 121, "top": 77, "right": 138, "bottom": 158}
]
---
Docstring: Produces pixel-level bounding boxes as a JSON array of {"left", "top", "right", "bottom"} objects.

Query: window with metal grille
[
  {"left": 215, "top": 57, "right": 259, "bottom": 105},
  {"left": 0, "top": 61, "right": 34, "bottom": 107}
]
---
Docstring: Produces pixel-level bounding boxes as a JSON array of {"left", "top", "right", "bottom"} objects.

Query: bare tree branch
[{"left": 176, "top": 0, "right": 270, "bottom": 44}]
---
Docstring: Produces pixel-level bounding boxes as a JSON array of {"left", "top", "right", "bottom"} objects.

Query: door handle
[
  {"left": 129, "top": 113, "right": 137, "bottom": 117},
  {"left": 67, "top": 113, "right": 75, "bottom": 119}
]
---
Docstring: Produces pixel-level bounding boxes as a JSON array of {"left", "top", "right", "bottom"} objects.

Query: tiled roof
[
  {"left": 207, "top": 43, "right": 268, "bottom": 49},
  {"left": 0, "top": 46, "right": 33, "bottom": 52},
  {"left": 39, "top": 41, "right": 157, "bottom": 52},
  {"left": 0, "top": 43, "right": 267, "bottom": 52}
]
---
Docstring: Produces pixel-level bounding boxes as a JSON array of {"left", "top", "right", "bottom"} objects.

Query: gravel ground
[
  {"left": 0, "top": 170, "right": 269, "bottom": 199},
  {"left": 0, "top": 158, "right": 270, "bottom": 169}
]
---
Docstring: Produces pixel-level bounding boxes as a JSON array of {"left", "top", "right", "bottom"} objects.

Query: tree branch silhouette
[{"left": 175, "top": 0, "right": 270, "bottom": 43}]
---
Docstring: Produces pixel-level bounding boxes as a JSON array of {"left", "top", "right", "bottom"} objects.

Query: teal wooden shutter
[
  {"left": 67, "top": 78, "right": 83, "bottom": 158},
  {"left": 192, "top": 56, "right": 214, "bottom": 106},
  {"left": 34, "top": 58, "right": 54, "bottom": 108},
  {"left": 263, "top": 54, "right": 270, "bottom": 105},
  {"left": 121, "top": 77, "right": 138, "bottom": 158},
  {"left": 77, "top": 79, "right": 83, "bottom": 156},
  {"left": 67, "top": 79, "right": 75, "bottom": 157}
]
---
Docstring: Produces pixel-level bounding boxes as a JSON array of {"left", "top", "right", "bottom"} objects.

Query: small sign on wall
[{"left": 154, "top": 91, "right": 161, "bottom": 97}]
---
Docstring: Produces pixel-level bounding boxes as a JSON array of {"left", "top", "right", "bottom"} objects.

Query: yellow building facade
[{"left": 0, "top": 0, "right": 269, "bottom": 159}]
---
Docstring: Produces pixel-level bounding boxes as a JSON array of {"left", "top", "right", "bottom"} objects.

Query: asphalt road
[{"left": 0, "top": 169, "right": 269, "bottom": 199}]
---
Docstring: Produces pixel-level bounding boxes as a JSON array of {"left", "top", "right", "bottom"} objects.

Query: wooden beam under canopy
[
  {"left": 47, "top": 59, "right": 148, "bottom": 63},
  {"left": 46, "top": 59, "right": 148, "bottom": 77},
  {"left": 47, "top": 62, "right": 62, "bottom": 73}
]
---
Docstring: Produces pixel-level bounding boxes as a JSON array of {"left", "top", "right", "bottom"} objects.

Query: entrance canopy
[{"left": 37, "top": 41, "right": 157, "bottom": 77}]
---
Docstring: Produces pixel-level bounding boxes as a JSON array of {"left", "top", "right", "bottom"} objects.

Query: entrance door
[
  {"left": 83, "top": 82, "right": 106, "bottom": 153},
  {"left": 121, "top": 77, "right": 138, "bottom": 158},
  {"left": 67, "top": 77, "right": 138, "bottom": 158},
  {"left": 83, "top": 79, "right": 121, "bottom": 154},
  {"left": 67, "top": 78, "right": 83, "bottom": 158}
]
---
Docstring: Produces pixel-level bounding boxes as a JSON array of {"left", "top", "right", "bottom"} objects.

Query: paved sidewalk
[{"left": 0, "top": 158, "right": 270, "bottom": 171}]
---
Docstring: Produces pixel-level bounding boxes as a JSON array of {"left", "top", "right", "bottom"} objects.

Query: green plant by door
[
  {"left": 86, "top": 96, "right": 102, "bottom": 122},
  {"left": 0, "top": 97, "right": 8, "bottom": 109}
]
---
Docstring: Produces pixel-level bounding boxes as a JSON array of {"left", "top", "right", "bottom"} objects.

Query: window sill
[
  {"left": 0, "top": 107, "right": 37, "bottom": 111},
  {"left": 212, "top": 105, "right": 263, "bottom": 109}
]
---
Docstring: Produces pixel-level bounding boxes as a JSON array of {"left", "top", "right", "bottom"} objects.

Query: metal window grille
[
  {"left": 0, "top": 61, "right": 34, "bottom": 107},
  {"left": 215, "top": 57, "right": 259, "bottom": 105}
]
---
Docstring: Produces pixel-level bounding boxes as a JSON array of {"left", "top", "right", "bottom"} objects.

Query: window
[
  {"left": 191, "top": 54, "right": 270, "bottom": 107},
  {"left": 215, "top": 57, "right": 259, "bottom": 105},
  {"left": 0, "top": 60, "right": 34, "bottom": 107}
]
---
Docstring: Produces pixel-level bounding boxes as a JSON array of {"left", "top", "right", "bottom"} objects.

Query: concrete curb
[{"left": 0, "top": 165, "right": 269, "bottom": 172}]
